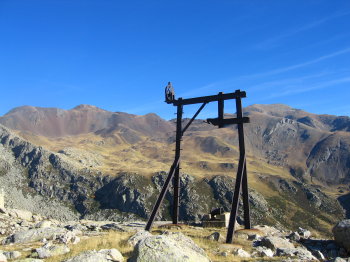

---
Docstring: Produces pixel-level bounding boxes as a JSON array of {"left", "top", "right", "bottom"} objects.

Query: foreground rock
[
  {"left": 333, "top": 219, "right": 350, "bottom": 252},
  {"left": 129, "top": 231, "right": 210, "bottom": 262},
  {"left": 63, "top": 249, "right": 123, "bottom": 262},
  {"left": 35, "top": 243, "right": 70, "bottom": 258},
  {"left": 3, "top": 227, "right": 66, "bottom": 244},
  {"left": 260, "top": 236, "right": 295, "bottom": 251}
]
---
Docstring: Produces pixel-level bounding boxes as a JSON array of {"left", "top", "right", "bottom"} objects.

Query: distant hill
[{"left": 1, "top": 104, "right": 349, "bottom": 185}]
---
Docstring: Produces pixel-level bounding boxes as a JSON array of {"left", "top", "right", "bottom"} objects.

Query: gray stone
[
  {"left": 233, "top": 248, "right": 251, "bottom": 258},
  {"left": 254, "top": 246, "right": 274, "bottom": 257},
  {"left": 248, "top": 234, "right": 261, "bottom": 241},
  {"left": 129, "top": 231, "right": 210, "bottom": 262},
  {"left": 9, "top": 209, "right": 33, "bottom": 221},
  {"left": 35, "top": 244, "right": 70, "bottom": 258},
  {"left": 277, "top": 247, "right": 317, "bottom": 261},
  {"left": 288, "top": 232, "right": 300, "bottom": 241},
  {"left": 3, "top": 251, "right": 21, "bottom": 259},
  {"left": 333, "top": 220, "right": 350, "bottom": 252},
  {"left": 127, "top": 230, "right": 153, "bottom": 247},
  {"left": 298, "top": 227, "right": 311, "bottom": 238},
  {"left": 260, "top": 236, "right": 294, "bottom": 251},
  {"left": 206, "top": 232, "right": 223, "bottom": 241},
  {"left": 3, "top": 227, "right": 66, "bottom": 244},
  {"left": 101, "top": 223, "right": 125, "bottom": 232},
  {"left": 98, "top": 249, "right": 124, "bottom": 261},
  {"left": 55, "top": 231, "right": 80, "bottom": 244},
  {"left": 35, "top": 221, "right": 51, "bottom": 228},
  {"left": 63, "top": 249, "right": 123, "bottom": 262}
]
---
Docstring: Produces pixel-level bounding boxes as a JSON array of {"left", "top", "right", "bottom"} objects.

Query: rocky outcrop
[{"left": 129, "top": 231, "right": 210, "bottom": 262}]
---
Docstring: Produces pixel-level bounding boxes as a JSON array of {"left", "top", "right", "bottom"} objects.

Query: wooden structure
[{"left": 145, "top": 82, "right": 251, "bottom": 243}]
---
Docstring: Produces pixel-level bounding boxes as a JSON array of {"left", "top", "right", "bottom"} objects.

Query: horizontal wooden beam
[{"left": 171, "top": 90, "right": 246, "bottom": 106}]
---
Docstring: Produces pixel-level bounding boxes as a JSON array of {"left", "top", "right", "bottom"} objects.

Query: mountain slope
[{"left": 1, "top": 103, "right": 349, "bottom": 186}]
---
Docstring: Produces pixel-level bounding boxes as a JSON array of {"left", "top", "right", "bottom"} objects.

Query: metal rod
[
  {"left": 173, "top": 103, "right": 183, "bottom": 224},
  {"left": 181, "top": 102, "right": 207, "bottom": 135},
  {"left": 145, "top": 158, "right": 179, "bottom": 231}
]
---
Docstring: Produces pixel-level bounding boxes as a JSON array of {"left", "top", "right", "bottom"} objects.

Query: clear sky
[{"left": 0, "top": 0, "right": 349, "bottom": 119}]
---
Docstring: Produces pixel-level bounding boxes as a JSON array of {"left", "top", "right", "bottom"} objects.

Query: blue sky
[{"left": 0, "top": 0, "right": 349, "bottom": 119}]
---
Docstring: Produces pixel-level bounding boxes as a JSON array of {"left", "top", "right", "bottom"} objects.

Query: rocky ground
[{"left": 0, "top": 207, "right": 349, "bottom": 262}]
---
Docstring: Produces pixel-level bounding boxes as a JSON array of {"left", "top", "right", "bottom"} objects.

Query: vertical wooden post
[
  {"left": 173, "top": 101, "right": 183, "bottom": 224},
  {"left": 226, "top": 91, "right": 251, "bottom": 243}
]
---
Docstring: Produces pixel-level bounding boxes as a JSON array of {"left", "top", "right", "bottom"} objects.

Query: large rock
[
  {"left": 35, "top": 244, "right": 70, "bottom": 258},
  {"left": 127, "top": 230, "right": 153, "bottom": 247},
  {"left": 129, "top": 231, "right": 210, "bottom": 262},
  {"left": 63, "top": 249, "right": 123, "bottom": 262},
  {"left": 276, "top": 247, "right": 317, "bottom": 260},
  {"left": 3, "top": 227, "right": 66, "bottom": 244},
  {"left": 260, "top": 236, "right": 294, "bottom": 251},
  {"left": 9, "top": 209, "right": 33, "bottom": 221},
  {"left": 333, "top": 219, "right": 350, "bottom": 252}
]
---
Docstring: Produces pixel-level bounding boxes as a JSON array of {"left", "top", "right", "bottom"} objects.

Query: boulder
[
  {"left": 101, "top": 223, "right": 125, "bottom": 232},
  {"left": 253, "top": 246, "right": 274, "bottom": 257},
  {"left": 63, "top": 249, "right": 123, "bottom": 262},
  {"left": 55, "top": 231, "right": 80, "bottom": 244},
  {"left": 260, "top": 236, "right": 294, "bottom": 251},
  {"left": 129, "top": 231, "right": 210, "bottom": 262},
  {"left": 35, "top": 244, "right": 70, "bottom": 258},
  {"left": 127, "top": 230, "right": 153, "bottom": 247},
  {"left": 3, "top": 251, "right": 21, "bottom": 259},
  {"left": 333, "top": 219, "right": 350, "bottom": 252},
  {"left": 276, "top": 247, "right": 317, "bottom": 261},
  {"left": 288, "top": 232, "right": 301, "bottom": 241},
  {"left": 3, "top": 227, "right": 66, "bottom": 244},
  {"left": 35, "top": 221, "right": 51, "bottom": 228},
  {"left": 233, "top": 248, "right": 250, "bottom": 258},
  {"left": 298, "top": 227, "right": 311, "bottom": 238},
  {"left": 206, "top": 232, "right": 223, "bottom": 242}
]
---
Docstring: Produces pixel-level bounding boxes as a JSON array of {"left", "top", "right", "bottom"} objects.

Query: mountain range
[{"left": 0, "top": 103, "right": 349, "bottom": 235}]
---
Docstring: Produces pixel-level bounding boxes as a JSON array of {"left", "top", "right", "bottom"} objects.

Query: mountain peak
[{"left": 72, "top": 104, "right": 104, "bottom": 111}]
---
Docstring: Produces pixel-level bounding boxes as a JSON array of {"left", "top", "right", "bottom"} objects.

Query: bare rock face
[
  {"left": 129, "top": 231, "right": 210, "bottom": 262},
  {"left": 333, "top": 219, "right": 350, "bottom": 252}
]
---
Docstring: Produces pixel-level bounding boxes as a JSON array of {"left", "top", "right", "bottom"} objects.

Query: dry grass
[{"left": 44, "top": 231, "right": 134, "bottom": 262}]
